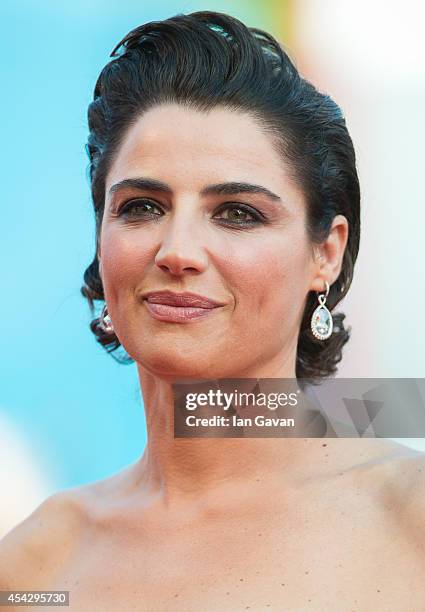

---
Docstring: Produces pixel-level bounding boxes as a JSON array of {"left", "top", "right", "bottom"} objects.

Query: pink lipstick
[{"left": 142, "top": 290, "right": 224, "bottom": 323}]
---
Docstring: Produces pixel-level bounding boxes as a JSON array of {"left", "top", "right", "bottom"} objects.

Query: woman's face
[{"left": 100, "top": 103, "right": 321, "bottom": 380}]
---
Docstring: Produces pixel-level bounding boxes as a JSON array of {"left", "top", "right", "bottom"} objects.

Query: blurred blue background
[{"left": 1, "top": 0, "right": 424, "bottom": 535}]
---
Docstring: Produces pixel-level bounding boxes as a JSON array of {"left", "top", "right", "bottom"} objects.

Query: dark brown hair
[{"left": 81, "top": 10, "right": 361, "bottom": 381}]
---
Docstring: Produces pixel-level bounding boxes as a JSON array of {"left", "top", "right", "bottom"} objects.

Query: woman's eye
[
  {"left": 213, "top": 204, "right": 262, "bottom": 225},
  {"left": 118, "top": 199, "right": 163, "bottom": 217},
  {"left": 116, "top": 199, "right": 263, "bottom": 226}
]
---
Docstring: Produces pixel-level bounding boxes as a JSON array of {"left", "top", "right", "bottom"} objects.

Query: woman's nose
[{"left": 154, "top": 214, "right": 209, "bottom": 276}]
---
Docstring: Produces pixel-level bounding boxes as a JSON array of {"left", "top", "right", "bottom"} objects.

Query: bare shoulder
[
  {"left": 348, "top": 438, "right": 425, "bottom": 494},
  {"left": 0, "top": 464, "right": 137, "bottom": 591},
  {"left": 362, "top": 439, "right": 425, "bottom": 495},
  {"left": 349, "top": 439, "right": 425, "bottom": 554},
  {"left": 380, "top": 443, "right": 425, "bottom": 532},
  {"left": 0, "top": 488, "right": 90, "bottom": 590}
]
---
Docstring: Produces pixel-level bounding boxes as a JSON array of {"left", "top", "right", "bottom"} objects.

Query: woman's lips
[
  {"left": 142, "top": 290, "right": 225, "bottom": 322},
  {"left": 144, "top": 301, "right": 220, "bottom": 323}
]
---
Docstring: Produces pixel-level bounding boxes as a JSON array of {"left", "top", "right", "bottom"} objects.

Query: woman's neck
[{"left": 133, "top": 353, "right": 320, "bottom": 504}]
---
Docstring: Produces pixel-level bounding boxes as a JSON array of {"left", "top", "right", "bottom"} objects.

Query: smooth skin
[{"left": 1, "top": 104, "right": 424, "bottom": 611}]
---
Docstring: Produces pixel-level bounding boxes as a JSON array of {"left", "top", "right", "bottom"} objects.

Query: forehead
[{"left": 105, "top": 103, "right": 299, "bottom": 197}]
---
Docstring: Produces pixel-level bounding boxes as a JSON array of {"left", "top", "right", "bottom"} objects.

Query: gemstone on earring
[
  {"left": 99, "top": 305, "right": 114, "bottom": 334},
  {"left": 311, "top": 304, "right": 333, "bottom": 340}
]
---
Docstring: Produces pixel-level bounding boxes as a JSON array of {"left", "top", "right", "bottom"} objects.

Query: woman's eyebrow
[
  {"left": 108, "top": 177, "right": 282, "bottom": 203},
  {"left": 202, "top": 181, "right": 282, "bottom": 202},
  {"left": 109, "top": 177, "right": 172, "bottom": 196}
]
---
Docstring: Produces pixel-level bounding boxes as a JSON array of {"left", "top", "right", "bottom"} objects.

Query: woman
[{"left": 1, "top": 11, "right": 424, "bottom": 611}]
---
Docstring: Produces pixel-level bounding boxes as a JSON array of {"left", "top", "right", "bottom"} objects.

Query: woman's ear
[{"left": 310, "top": 215, "right": 349, "bottom": 292}]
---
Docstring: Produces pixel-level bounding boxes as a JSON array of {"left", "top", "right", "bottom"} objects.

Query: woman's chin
[{"left": 132, "top": 350, "right": 223, "bottom": 380}]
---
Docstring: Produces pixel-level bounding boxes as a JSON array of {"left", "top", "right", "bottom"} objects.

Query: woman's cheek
[
  {"left": 100, "top": 228, "right": 150, "bottom": 302},
  {"left": 244, "top": 234, "right": 311, "bottom": 320},
  {"left": 222, "top": 231, "right": 281, "bottom": 275},
  {"left": 101, "top": 228, "right": 154, "bottom": 289}
]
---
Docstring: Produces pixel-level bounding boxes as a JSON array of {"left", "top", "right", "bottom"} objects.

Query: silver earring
[
  {"left": 310, "top": 280, "right": 333, "bottom": 340},
  {"left": 99, "top": 304, "right": 114, "bottom": 333}
]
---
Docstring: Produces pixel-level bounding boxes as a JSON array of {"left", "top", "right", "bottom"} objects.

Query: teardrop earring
[
  {"left": 99, "top": 304, "right": 114, "bottom": 334},
  {"left": 310, "top": 280, "right": 333, "bottom": 340}
]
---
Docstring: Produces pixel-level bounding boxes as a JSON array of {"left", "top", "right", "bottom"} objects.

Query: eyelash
[{"left": 115, "top": 198, "right": 267, "bottom": 227}]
